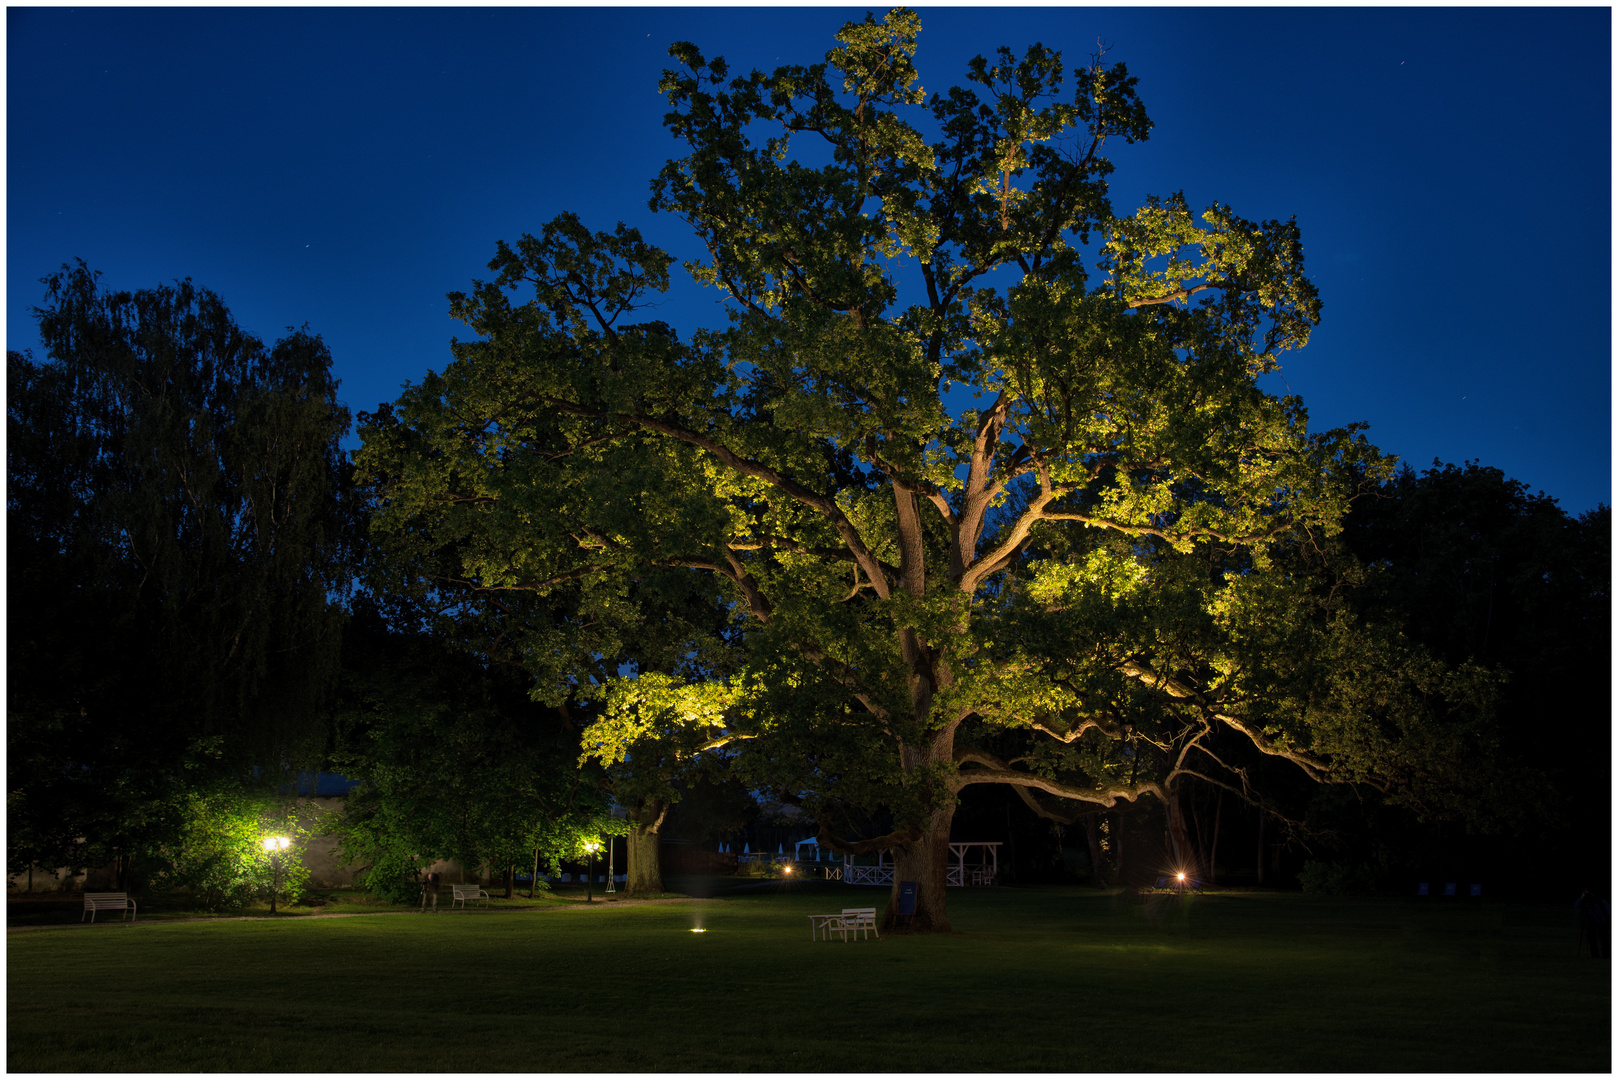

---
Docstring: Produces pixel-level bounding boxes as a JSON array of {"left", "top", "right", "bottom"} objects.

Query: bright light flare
[
  {"left": 262, "top": 836, "right": 290, "bottom": 853},
  {"left": 1176, "top": 872, "right": 1186, "bottom": 882},
  {"left": 690, "top": 928, "right": 707, "bottom": 933}
]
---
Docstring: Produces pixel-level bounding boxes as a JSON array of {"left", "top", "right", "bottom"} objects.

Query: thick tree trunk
[
  {"left": 877, "top": 696, "right": 966, "bottom": 934},
  {"left": 1004, "top": 803, "right": 1016, "bottom": 882},
  {"left": 1256, "top": 810, "right": 1264, "bottom": 885},
  {"left": 626, "top": 801, "right": 668, "bottom": 896},
  {"left": 1084, "top": 814, "right": 1108, "bottom": 886},
  {"left": 1190, "top": 787, "right": 1206, "bottom": 869},
  {"left": 503, "top": 863, "right": 514, "bottom": 899},
  {"left": 1165, "top": 787, "right": 1200, "bottom": 879},
  {"left": 886, "top": 800, "right": 956, "bottom": 933},
  {"left": 1208, "top": 788, "right": 1222, "bottom": 886}
]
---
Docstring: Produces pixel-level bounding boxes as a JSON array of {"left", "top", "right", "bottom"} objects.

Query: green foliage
[
  {"left": 356, "top": 10, "right": 1500, "bottom": 921},
  {"left": 328, "top": 607, "right": 619, "bottom": 901},
  {"left": 577, "top": 672, "right": 747, "bottom": 834},
  {"left": 145, "top": 792, "right": 312, "bottom": 911}
]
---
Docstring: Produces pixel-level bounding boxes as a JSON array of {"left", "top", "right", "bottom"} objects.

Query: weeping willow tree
[{"left": 9, "top": 261, "right": 351, "bottom": 883}]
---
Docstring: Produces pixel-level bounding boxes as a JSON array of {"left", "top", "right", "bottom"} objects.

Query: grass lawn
[
  {"left": 7, "top": 880, "right": 1609, "bottom": 1072},
  {"left": 5, "top": 881, "right": 658, "bottom": 926}
]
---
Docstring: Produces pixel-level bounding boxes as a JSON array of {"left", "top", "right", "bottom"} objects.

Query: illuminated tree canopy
[{"left": 358, "top": 9, "right": 1494, "bottom": 930}]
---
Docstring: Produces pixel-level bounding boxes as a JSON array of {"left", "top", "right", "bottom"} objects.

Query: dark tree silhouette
[{"left": 8, "top": 262, "right": 351, "bottom": 883}]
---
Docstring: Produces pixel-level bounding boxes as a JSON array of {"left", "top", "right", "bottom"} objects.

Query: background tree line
[
  {"left": 8, "top": 12, "right": 1609, "bottom": 917},
  {"left": 9, "top": 271, "right": 1607, "bottom": 913},
  {"left": 8, "top": 262, "right": 349, "bottom": 904},
  {"left": 6, "top": 264, "right": 633, "bottom": 908}
]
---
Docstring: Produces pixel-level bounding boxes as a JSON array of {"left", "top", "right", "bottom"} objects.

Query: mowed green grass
[
  {"left": 8, "top": 882, "right": 1609, "bottom": 1072},
  {"left": 5, "top": 884, "right": 613, "bottom": 926}
]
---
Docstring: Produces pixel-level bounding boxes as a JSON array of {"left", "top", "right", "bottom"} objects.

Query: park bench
[
  {"left": 451, "top": 883, "right": 490, "bottom": 910},
  {"left": 82, "top": 892, "right": 136, "bottom": 923},
  {"left": 842, "top": 907, "right": 878, "bottom": 940}
]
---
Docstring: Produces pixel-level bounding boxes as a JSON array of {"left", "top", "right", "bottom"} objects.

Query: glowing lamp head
[
  {"left": 262, "top": 836, "right": 290, "bottom": 853},
  {"left": 583, "top": 841, "right": 602, "bottom": 854},
  {"left": 690, "top": 928, "right": 706, "bottom": 933},
  {"left": 1177, "top": 872, "right": 1185, "bottom": 881}
]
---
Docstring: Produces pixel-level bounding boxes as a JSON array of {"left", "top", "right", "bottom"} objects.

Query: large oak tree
[{"left": 359, "top": 10, "right": 1484, "bottom": 929}]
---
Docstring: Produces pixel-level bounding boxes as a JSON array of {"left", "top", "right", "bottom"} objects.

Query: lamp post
[
  {"left": 606, "top": 837, "right": 615, "bottom": 895},
  {"left": 583, "top": 841, "right": 601, "bottom": 903},
  {"left": 262, "top": 836, "right": 290, "bottom": 914}
]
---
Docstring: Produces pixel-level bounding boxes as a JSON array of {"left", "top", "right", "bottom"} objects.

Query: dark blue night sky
[{"left": 8, "top": 6, "right": 1610, "bottom": 512}]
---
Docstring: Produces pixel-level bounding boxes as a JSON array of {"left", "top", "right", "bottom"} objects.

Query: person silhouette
[
  {"left": 1574, "top": 887, "right": 1609, "bottom": 958},
  {"left": 421, "top": 870, "right": 441, "bottom": 912}
]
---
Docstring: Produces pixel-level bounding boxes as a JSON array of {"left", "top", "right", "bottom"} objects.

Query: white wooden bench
[
  {"left": 82, "top": 892, "right": 136, "bottom": 923},
  {"left": 451, "top": 883, "right": 490, "bottom": 910},
  {"left": 807, "top": 913, "right": 848, "bottom": 942},
  {"left": 842, "top": 907, "right": 878, "bottom": 940}
]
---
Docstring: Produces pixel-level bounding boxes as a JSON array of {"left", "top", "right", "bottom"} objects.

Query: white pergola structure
[
  {"left": 842, "top": 842, "right": 1003, "bottom": 886},
  {"left": 946, "top": 842, "right": 1002, "bottom": 886}
]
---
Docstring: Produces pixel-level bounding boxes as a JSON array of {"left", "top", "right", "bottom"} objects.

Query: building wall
[{"left": 297, "top": 796, "right": 355, "bottom": 887}]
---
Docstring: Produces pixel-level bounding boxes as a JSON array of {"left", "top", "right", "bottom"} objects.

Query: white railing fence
[
  {"left": 845, "top": 863, "right": 894, "bottom": 886},
  {"left": 841, "top": 842, "right": 1002, "bottom": 887}
]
